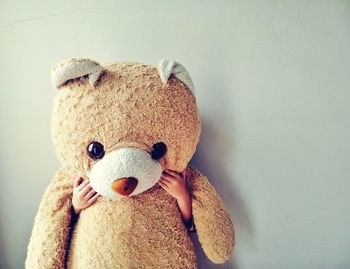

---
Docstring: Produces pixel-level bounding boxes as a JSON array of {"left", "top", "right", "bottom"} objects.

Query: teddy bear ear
[
  {"left": 157, "top": 59, "right": 195, "bottom": 95},
  {"left": 51, "top": 58, "right": 104, "bottom": 89}
]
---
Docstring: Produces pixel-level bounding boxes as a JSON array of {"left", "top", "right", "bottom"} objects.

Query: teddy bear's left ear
[
  {"left": 51, "top": 58, "right": 104, "bottom": 89},
  {"left": 157, "top": 59, "right": 195, "bottom": 95}
]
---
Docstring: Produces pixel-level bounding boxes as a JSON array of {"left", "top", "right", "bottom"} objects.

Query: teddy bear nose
[{"left": 111, "top": 177, "right": 138, "bottom": 196}]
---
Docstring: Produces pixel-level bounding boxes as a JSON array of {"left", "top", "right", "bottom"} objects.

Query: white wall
[{"left": 1, "top": 1, "right": 350, "bottom": 268}]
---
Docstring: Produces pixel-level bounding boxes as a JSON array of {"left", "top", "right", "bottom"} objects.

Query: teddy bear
[{"left": 25, "top": 58, "right": 235, "bottom": 269}]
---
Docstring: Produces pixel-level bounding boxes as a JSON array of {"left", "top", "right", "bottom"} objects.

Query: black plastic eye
[
  {"left": 87, "top": 141, "right": 105, "bottom": 160},
  {"left": 151, "top": 142, "right": 167, "bottom": 160}
]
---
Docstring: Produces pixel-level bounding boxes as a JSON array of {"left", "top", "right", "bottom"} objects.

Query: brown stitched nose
[{"left": 111, "top": 177, "right": 138, "bottom": 196}]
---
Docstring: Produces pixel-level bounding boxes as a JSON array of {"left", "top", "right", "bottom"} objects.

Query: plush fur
[{"left": 25, "top": 58, "right": 235, "bottom": 269}]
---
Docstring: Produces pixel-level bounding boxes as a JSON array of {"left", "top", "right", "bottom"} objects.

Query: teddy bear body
[
  {"left": 25, "top": 58, "right": 234, "bottom": 269},
  {"left": 68, "top": 184, "right": 197, "bottom": 268}
]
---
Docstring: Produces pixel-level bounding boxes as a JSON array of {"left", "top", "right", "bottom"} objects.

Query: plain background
[{"left": 1, "top": 1, "right": 350, "bottom": 268}]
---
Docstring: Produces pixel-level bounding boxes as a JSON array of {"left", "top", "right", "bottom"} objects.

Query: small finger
[
  {"left": 160, "top": 176, "right": 172, "bottom": 185},
  {"left": 85, "top": 189, "right": 96, "bottom": 200},
  {"left": 164, "top": 170, "right": 181, "bottom": 180},
  {"left": 162, "top": 169, "right": 176, "bottom": 177},
  {"left": 74, "top": 177, "right": 83, "bottom": 188},
  {"left": 161, "top": 173, "right": 175, "bottom": 181},
  {"left": 164, "top": 169, "right": 180, "bottom": 177},
  {"left": 88, "top": 193, "right": 100, "bottom": 204},
  {"left": 158, "top": 179, "right": 168, "bottom": 187},
  {"left": 80, "top": 184, "right": 92, "bottom": 196},
  {"left": 160, "top": 177, "right": 171, "bottom": 187},
  {"left": 77, "top": 179, "right": 90, "bottom": 191}
]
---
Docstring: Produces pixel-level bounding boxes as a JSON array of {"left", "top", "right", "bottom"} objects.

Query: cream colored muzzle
[{"left": 88, "top": 147, "right": 163, "bottom": 200}]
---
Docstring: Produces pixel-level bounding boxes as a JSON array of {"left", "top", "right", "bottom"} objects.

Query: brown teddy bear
[{"left": 25, "top": 58, "right": 234, "bottom": 269}]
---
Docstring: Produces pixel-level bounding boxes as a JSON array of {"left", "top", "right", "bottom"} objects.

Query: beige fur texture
[{"left": 25, "top": 58, "right": 235, "bottom": 268}]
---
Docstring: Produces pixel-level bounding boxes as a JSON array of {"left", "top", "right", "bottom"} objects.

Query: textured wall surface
[{"left": 1, "top": 1, "right": 350, "bottom": 268}]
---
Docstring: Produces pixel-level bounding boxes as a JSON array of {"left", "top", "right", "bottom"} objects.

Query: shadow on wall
[{"left": 189, "top": 116, "right": 254, "bottom": 268}]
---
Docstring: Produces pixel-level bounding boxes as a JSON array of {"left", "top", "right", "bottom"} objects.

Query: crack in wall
[{"left": 0, "top": 6, "right": 197, "bottom": 29}]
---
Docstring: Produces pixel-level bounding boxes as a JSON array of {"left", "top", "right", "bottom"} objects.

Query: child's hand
[
  {"left": 158, "top": 168, "right": 192, "bottom": 224},
  {"left": 72, "top": 177, "right": 100, "bottom": 215},
  {"left": 158, "top": 169, "right": 189, "bottom": 201}
]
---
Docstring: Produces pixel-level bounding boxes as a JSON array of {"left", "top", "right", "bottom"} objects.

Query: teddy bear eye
[
  {"left": 150, "top": 142, "right": 167, "bottom": 160},
  {"left": 87, "top": 141, "right": 105, "bottom": 160}
]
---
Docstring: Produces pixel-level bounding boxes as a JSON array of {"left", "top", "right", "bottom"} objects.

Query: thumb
[
  {"left": 74, "top": 177, "right": 84, "bottom": 188},
  {"left": 181, "top": 167, "right": 188, "bottom": 180}
]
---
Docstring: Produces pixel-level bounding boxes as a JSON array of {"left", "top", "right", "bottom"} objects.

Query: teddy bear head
[{"left": 50, "top": 58, "right": 201, "bottom": 200}]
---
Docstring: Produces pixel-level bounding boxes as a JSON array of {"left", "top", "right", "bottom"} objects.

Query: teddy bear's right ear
[
  {"left": 157, "top": 59, "right": 195, "bottom": 95},
  {"left": 51, "top": 58, "right": 104, "bottom": 89}
]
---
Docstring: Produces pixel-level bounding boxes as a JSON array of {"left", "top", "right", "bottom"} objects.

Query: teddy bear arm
[
  {"left": 187, "top": 166, "right": 235, "bottom": 264},
  {"left": 25, "top": 169, "right": 74, "bottom": 269}
]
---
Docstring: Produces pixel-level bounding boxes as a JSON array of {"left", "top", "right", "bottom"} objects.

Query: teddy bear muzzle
[
  {"left": 88, "top": 147, "right": 163, "bottom": 200},
  {"left": 111, "top": 177, "right": 138, "bottom": 196}
]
